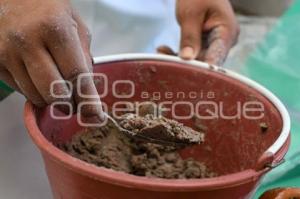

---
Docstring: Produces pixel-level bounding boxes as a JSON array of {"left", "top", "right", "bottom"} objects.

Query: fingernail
[{"left": 180, "top": 47, "right": 195, "bottom": 60}]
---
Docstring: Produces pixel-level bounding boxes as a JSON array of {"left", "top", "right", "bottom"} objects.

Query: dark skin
[
  {"left": 0, "top": 0, "right": 239, "bottom": 119},
  {"left": 0, "top": 0, "right": 103, "bottom": 119},
  {"left": 159, "top": 0, "right": 239, "bottom": 66}
]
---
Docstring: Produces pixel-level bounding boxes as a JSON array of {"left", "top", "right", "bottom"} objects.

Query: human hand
[
  {"left": 0, "top": 0, "right": 104, "bottom": 120},
  {"left": 158, "top": 0, "right": 239, "bottom": 66}
]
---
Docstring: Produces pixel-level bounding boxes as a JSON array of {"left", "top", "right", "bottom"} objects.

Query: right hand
[
  {"left": 0, "top": 0, "right": 104, "bottom": 120},
  {"left": 158, "top": 0, "right": 239, "bottom": 66}
]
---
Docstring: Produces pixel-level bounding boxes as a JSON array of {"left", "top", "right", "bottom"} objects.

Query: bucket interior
[{"left": 36, "top": 60, "right": 283, "bottom": 176}]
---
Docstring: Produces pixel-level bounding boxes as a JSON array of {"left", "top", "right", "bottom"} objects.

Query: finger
[
  {"left": 72, "top": 10, "right": 93, "bottom": 72},
  {"left": 204, "top": 39, "right": 227, "bottom": 66},
  {"left": 21, "top": 47, "right": 74, "bottom": 113},
  {"left": 179, "top": 16, "right": 204, "bottom": 60},
  {"left": 0, "top": 68, "right": 21, "bottom": 92},
  {"left": 45, "top": 21, "right": 104, "bottom": 120},
  {"left": 204, "top": 26, "right": 233, "bottom": 66},
  {"left": 5, "top": 58, "right": 46, "bottom": 107},
  {"left": 157, "top": 45, "right": 177, "bottom": 56}
]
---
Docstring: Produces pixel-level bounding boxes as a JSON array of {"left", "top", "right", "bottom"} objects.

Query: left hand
[{"left": 158, "top": 0, "right": 239, "bottom": 66}]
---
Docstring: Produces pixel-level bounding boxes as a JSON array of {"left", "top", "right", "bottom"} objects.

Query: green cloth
[
  {"left": 240, "top": 1, "right": 300, "bottom": 197},
  {"left": 0, "top": 81, "right": 13, "bottom": 100}
]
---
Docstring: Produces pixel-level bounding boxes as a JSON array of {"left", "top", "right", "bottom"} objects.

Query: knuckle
[
  {"left": 46, "top": 15, "right": 62, "bottom": 28},
  {"left": 42, "top": 15, "right": 72, "bottom": 38},
  {"left": 7, "top": 30, "right": 28, "bottom": 48},
  {"left": 44, "top": 18, "right": 66, "bottom": 34},
  {"left": 66, "top": 68, "right": 83, "bottom": 83}
]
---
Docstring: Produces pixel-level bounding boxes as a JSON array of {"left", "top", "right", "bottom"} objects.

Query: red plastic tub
[{"left": 24, "top": 54, "right": 291, "bottom": 199}]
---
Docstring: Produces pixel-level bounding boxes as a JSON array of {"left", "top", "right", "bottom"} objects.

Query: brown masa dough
[
  {"left": 119, "top": 113, "right": 204, "bottom": 144},
  {"left": 62, "top": 123, "right": 216, "bottom": 179}
]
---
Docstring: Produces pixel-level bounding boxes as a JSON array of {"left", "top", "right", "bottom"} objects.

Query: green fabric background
[
  {"left": 0, "top": 81, "right": 13, "bottom": 100},
  {"left": 241, "top": 1, "right": 300, "bottom": 197}
]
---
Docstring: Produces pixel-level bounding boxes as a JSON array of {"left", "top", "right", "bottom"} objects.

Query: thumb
[{"left": 179, "top": 17, "right": 204, "bottom": 60}]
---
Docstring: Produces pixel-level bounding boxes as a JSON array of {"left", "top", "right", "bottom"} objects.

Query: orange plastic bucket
[{"left": 24, "top": 54, "right": 290, "bottom": 199}]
